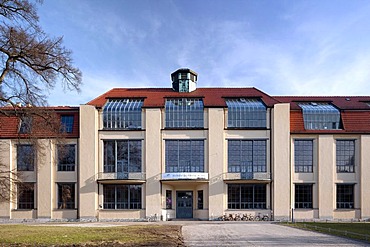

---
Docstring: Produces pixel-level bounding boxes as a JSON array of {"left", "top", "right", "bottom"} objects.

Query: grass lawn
[
  {"left": 0, "top": 224, "right": 183, "bottom": 246},
  {"left": 284, "top": 222, "right": 370, "bottom": 243}
]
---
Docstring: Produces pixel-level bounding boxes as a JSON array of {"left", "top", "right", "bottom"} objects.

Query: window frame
[
  {"left": 336, "top": 140, "right": 355, "bottom": 173},
  {"left": 57, "top": 144, "right": 76, "bottom": 171},
  {"left": 103, "top": 99, "right": 143, "bottom": 130},
  {"left": 294, "top": 139, "right": 314, "bottom": 173},
  {"left": 165, "top": 98, "right": 204, "bottom": 129},
  {"left": 103, "top": 184, "right": 142, "bottom": 210},
  {"left": 103, "top": 140, "right": 142, "bottom": 175},
  {"left": 227, "top": 139, "right": 267, "bottom": 175},
  {"left": 60, "top": 115, "right": 74, "bottom": 133},
  {"left": 336, "top": 184, "right": 354, "bottom": 209},
  {"left": 18, "top": 116, "right": 32, "bottom": 134},
  {"left": 17, "top": 144, "right": 35, "bottom": 171},
  {"left": 166, "top": 190, "right": 172, "bottom": 209},
  {"left": 294, "top": 184, "right": 313, "bottom": 209},
  {"left": 225, "top": 98, "right": 267, "bottom": 129},
  {"left": 227, "top": 184, "right": 266, "bottom": 209},
  {"left": 165, "top": 140, "right": 205, "bottom": 173},
  {"left": 17, "top": 183, "right": 35, "bottom": 210},
  {"left": 57, "top": 183, "right": 76, "bottom": 209},
  {"left": 197, "top": 190, "right": 204, "bottom": 210},
  {"left": 298, "top": 102, "right": 341, "bottom": 130}
]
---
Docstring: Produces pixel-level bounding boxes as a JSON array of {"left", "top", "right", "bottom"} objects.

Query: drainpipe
[{"left": 269, "top": 107, "right": 273, "bottom": 219}]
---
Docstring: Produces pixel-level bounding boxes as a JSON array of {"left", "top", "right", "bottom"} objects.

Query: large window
[
  {"left": 197, "top": 190, "right": 204, "bottom": 210},
  {"left": 165, "top": 98, "right": 204, "bottom": 128},
  {"left": 60, "top": 115, "right": 74, "bottom": 133},
  {"left": 228, "top": 140, "right": 266, "bottom": 177},
  {"left": 226, "top": 98, "right": 267, "bottom": 128},
  {"left": 57, "top": 183, "right": 75, "bottom": 209},
  {"left": 298, "top": 102, "right": 340, "bottom": 130},
  {"left": 57, "top": 144, "right": 76, "bottom": 171},
  {"left": 228, "top": 184, "right": 266, "bottom": 209},
  {"left": 337, "top": 184, "right": 354, "bottom": 209},
  {"left": 103, "top": 184, "right": 142, "bottom": 209},
  {"left": 165, "top": 140, "right": 204, "bottom": 172},
  {"left": 295, "top": 184, "right": 313, "bottom": 209},
  {"left": 103, "top": 140, "right": 142, "bottom": 176},
  {"left": 103, "top": 99, "right": 143, "bottom": 130},
  {"left": 166, "top": 190, "right": 172, "bottom": 209},
  {"left": 17, "top": 183, "right": 35, "bottom": 209},
  {"left": 294, "top": 140, "right": 313, "bottom": 173},
  {"left": 336, "top": 140, "right": 355, "bottom": 173},
  {"left": 17, "top": 145, "right": 35, "bottom": 171},
  {"left": 19, "top": 116, "right": 32, "bottom": 134}
]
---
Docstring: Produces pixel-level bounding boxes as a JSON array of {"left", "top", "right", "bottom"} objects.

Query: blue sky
[{"left": 38, "top": 0, "right": 370, "bottom": 106}]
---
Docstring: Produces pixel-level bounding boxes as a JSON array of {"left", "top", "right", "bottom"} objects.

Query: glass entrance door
[{"left": 176, "top": 191, "right": 193, "bottom": 218}]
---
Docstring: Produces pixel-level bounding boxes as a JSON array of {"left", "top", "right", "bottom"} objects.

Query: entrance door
[{"left": 176, "top": 191, "right": 193, "bottom": 218}]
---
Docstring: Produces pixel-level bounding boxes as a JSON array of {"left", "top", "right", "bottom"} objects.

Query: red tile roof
[
  {"left": 289, "top": 109, "right": 370, "bottom": 134},
  {"left": 275, "top": 96, "right": 370, "bottom": 110},
  {"left": 0, "top": 107, "right": 79, "bottom": 139},
  {"left": 276, "top": 96, "right": 370, "bottom": 133},
  {"left": 87, "top": 87, "right": 280, "bottom": 108}
]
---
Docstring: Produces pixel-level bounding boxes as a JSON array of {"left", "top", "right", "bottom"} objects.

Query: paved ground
[{"left": 182, "top": 222, "right": 369, "bottom": 246}]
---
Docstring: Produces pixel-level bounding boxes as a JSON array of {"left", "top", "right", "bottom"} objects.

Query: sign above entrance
[{"left": 161, "top": 173, "right": 208, "bottom": 180}]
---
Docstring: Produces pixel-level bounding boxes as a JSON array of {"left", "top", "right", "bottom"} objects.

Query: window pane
[
  {"left": 337, "top": 184, "right": 354, "bottom": 209},
  {"left": 336, "top": 140, "right": 355, "bottom": 173},
  {"left": 103, "top": 185, "right": 115, "bottom": 209},
  {"left": 58, "top": 183, "right": 75, "bottom": 209},
  {"left": 19, "top": 116, "right": 32, "bottom": 134},
  {"left": 104, "top": 140, "right": 142, "bottom": 175},
  {"left": 165, "top": 98, "right": 204, "bottom": 128},
  {"left": 103, "top": 184, "right": 142, "bottom": 209},
  {"left": 18, "top": 183, "right": 34, "bottom": 209},
  {"left": 165, "top": 140, "right": 204, "bottom": 173},
  {"left": 17, "top": 145, "right": 35, "bottom": 171},
  {"left": 226, "top": 98, "right": 266, "bottom": 128},
  {"left": 57, "top": 145, "right": 76, "bottom": 171},
  {"left": 197, "top": 190, "right": 204, "bottom": 209},
  {"left": 228, "top": 184, "right": 266, "bottom": 209},
  {"left": 299, "top": 102, "right": 340, "bottom": 130},
  {"left": 228, "top": 140, "right": 266, "bottom": 175},
  {"left": 294, "top": 140, "right": 313, "bottom": 173},
  {"left": 295, "top": 184, "right": 313, "bottom": 209},
  {"left": 60, "top": 115, "right": 74, "bottom": 133},
  {"left": 104, "top": 141, "right": 115, "bottom": 173},
  {"left": 130, "top": 185, "right": 142, "bottom": 209},
  {"left": 166, "top": 190, "right": 172, "bottom": 209},
  {"left": 103, "top": 99, "right": 143, "bottom": 130}
]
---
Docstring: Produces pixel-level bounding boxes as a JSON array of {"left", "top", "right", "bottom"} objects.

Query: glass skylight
[
  {"left": 165, "top": 98, "right": 204, "bottom": 128},
  {"left": 298, "top": 102, "right": 340, "bottom": 130},
  {"left": 225, "top": 98, "right": 267, "bottom": 128},
  {"left": 103, "top": 99, "right": 143, "bottom": 130}
]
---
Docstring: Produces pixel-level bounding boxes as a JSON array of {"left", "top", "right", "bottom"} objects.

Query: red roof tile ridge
[{"left": 274, "top": 95, "right": 370, "bottom": 98}]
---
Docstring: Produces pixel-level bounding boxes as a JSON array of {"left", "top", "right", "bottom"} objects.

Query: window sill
[
  {"left": 53, "top": 208, "right": 77, "bottom": 211},
  {"left": 12, "top": 209, "right": 37, "bottom": 211},
  {"left": 100, "top": 128, "right": 144, "bottom": 131},
  {"left": 225, "top": 127, "right": 269, "bottom": 130},
  {"left": 99, "top": 209, "right": 143, "bottom": 211},
  {"left": 335, "top": 208, "right": 357, "bottom": 211},
  {"left": 163, "top": 127, "right": 207, "bottom": 130}
]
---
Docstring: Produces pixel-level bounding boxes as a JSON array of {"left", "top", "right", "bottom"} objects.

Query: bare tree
[{"left": 0, "top": 0, "right": 82, "bottom": 203}]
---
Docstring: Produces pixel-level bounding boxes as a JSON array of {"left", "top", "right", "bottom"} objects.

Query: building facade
[{"left": 1, "top": 68, "right": 370, "bottom": 221}]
